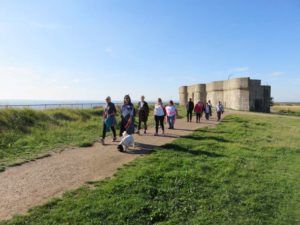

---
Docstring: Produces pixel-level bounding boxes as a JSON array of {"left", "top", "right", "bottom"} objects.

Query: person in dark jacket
[
  {"left": 119, "top": 95, "right": 135, "bottom": 136},
  {"left": 186, "top": 98, "right": 194, "bottom": 122},
  {"left": 137, "top": 95, "right": 149, "bottom": 135},
  {"left": 208, "top": 100, "right": 212, "bottom": 116},
  {"left": 216, "top": 101, "right": 224, "bottom": 121},
  {"left": 101, "top": 96, "right": 117, "bottom": 145}
]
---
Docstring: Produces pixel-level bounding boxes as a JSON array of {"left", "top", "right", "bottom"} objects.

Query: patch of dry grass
[{"left": 272, "top": 104, "right": 300, "bottom": 116}]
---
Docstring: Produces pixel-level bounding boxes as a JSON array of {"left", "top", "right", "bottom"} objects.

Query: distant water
[
  {"left": 0, "top": 99, "right": 159, "bottom": 109},
  {"left": 0, "top": 99, "right": 108, "bottom": 109},
  {"left": 0, "top": 99, "right": 104, "bottom": 105}
]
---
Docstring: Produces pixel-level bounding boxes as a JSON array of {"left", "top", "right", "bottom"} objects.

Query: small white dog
[{"left": 118, "top": 131, "right": 135, "bottom": 152}]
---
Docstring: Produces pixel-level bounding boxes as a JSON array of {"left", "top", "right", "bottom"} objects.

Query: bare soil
[{"left": 0, "top": 115, "right": 221, "bottom": 220}]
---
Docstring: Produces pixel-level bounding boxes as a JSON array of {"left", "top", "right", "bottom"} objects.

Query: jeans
[
  {"left": 217, "top": 111, "right": 222, "bottom": 121},
  {"left": 155, "top": 115, "right": 164, "bottom": 133},
  {"left": 167, "top": 115, "right": 175, "bottom": 129},
  {"left": 187, "top": 110, "right": 193, "bottom": 122},
  {"left": 196, "top": 113, "right": 202, "bottom": 122},
  {"left": 138, "top": 120, "right": 147, "bottom": 131},
  {"left": 205, "top": 113, "right": 210, "bottom": 120}
]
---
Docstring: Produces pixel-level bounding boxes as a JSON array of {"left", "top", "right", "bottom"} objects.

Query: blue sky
[{"left": 0, "top": 0, "right": 299, "bottom": 102}]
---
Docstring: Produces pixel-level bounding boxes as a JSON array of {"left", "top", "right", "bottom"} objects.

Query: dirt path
[{"left": 0, "top": 115, "right": 222, "bottom": 220}]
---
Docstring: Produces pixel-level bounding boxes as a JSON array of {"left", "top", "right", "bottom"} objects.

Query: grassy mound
[
  {"left": 2, "top": 114, "right": 299, "bottom": 224},
  {"left": 0, "top": 108, "right": 104, "bottom": 170}
]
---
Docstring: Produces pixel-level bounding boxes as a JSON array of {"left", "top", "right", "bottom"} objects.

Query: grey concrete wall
[
  {"left": 179, "top": 86, "right": 188, "bottom": 106},
  {"left": 206, "top": 77, "right": 250, "bottom": 110},
  {"left": 263, "top": 86, "right": 271, "bottom": 113},
  {"left": 249, "top": 80, "right": 271, "bottom": 112},
  {"left": 179, "top": 77, "right": 270, "bottom": 112}
]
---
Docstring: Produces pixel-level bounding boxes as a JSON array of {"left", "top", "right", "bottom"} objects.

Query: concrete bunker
[{"left": 179, "top": 77, "right": 271, "bottom": 112}]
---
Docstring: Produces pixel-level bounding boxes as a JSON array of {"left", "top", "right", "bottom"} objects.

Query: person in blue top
[
  {"left": 119, "top": 94, "right": 135, "bottom": 136},
  {"left": 101, "top": 96, "right": 117, "bottom": 145}
]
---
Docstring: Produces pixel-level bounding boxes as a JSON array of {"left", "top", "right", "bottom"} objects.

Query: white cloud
[
  {"left": 271, "top": 71, "right": 285, "bottom": 77},
  {"left": 230, "top": 67, "right": 249, "bottom": 72}
]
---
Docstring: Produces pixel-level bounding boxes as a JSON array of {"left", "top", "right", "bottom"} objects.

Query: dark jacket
[
  {"left": 186, "top": 101, "right": 194, "bottom": 112},
  {"left": 120, "top": 103, "right": 135, "bottom": 134},
  {"left": 137, "top": 101, "right": 149, "bottom": 122}
]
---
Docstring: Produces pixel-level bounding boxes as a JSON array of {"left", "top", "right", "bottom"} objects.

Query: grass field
[
  {"left": 2, "top": 114, "right": 299, "bottom": 225},
  {"left": 272, "top": 104, "right": 300, "bottom": 116},
  {"left": 0, "top": 104, "right": 185, "bottom": 172}
]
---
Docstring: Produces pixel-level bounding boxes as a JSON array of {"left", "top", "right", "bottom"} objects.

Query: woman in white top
[
  {"left": 165, "top": 100, "right": 177, "bottom": 129},
  {"left": 154, "top": 98, "right": 165, "bottom": 135}
]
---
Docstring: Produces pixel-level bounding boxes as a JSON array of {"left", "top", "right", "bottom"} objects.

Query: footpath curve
[{"left": 0, "top": 115, "right": 223, "bottom": 220}]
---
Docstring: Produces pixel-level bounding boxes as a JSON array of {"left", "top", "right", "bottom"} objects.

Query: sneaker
[
  {"left": 112, "top": 137, "right": 117, "bottom": 142},
  {"left": 144, "top": 130, "right": 147, "bottom": 134}
]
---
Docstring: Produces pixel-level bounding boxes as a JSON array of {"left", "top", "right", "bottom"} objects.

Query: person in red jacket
[{"left": 194, "top": 101, "right": 204, "bottom": 123}]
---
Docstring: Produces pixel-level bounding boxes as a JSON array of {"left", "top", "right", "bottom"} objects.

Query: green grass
[
  {"left": 2, "top": 114, "right": 299, "bottom": 225},
  {"left": 0, "top": 108, "right": 104, "bottom": 170}
]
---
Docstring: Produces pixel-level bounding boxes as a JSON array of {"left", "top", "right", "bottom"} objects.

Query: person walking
[
  {"left": 137, "top": 95, "right": 149, "bottom": 134},
  {"left": 165, "top": 100, "right": 177, "bottom": 129},
  {"left": 205, "top": 102, "right": 210, "bottom": 120},
  {"left": 154, "top": 98, "right": 165, "bottom": 136},
  {"left": 208, "top": 100, "right": 212, "bottom": 116},
  {"left": 186, "top": 98, "right": 194, "bottom": 122},
  {"left": 119, "top": 95, "right": 135, "bottom": 136},
  {"left": 101, "top": 96, "right": 117, "bottom": 145},
  {"left": 194, "top": 101, "right": 204, "bottom": 123},
  {"left": 216, "top": 101, "right": 224, "bottom": 121}
]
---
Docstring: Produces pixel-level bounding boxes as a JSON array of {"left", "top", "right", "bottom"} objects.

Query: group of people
[
  {"left": 186, "top": 98, "right": 224, "bottom": 123},
  {"left": 101, "top": 95, "right": 224, "bottom": 145},
  {"left": 101, "top": 95, "right": 178, "bottom": 144}
]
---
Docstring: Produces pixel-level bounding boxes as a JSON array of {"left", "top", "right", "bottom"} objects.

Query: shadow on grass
[
  {"left": 162, "top": 143, "right": 224, "bottom": 157},
  {"left": 153, "top": 134, "right": 180, "bottom": 138},
  {"left": 199, "top": 129, "right": 229, "bottom": 134},
  {"left": 172, "top": 128, "right": 196, "bottom": 132},
  {"left": 183, "top": 135, "right": 231, "bottom": 143}
]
